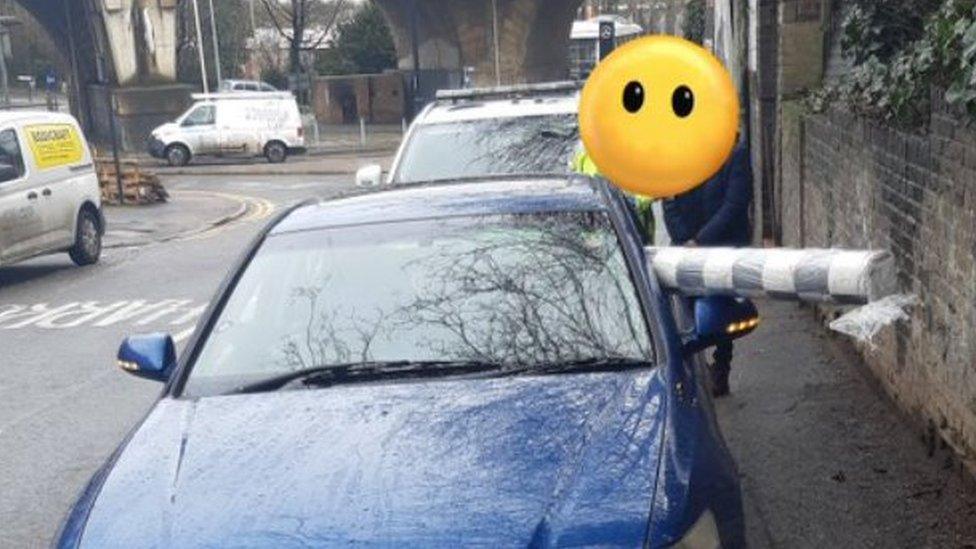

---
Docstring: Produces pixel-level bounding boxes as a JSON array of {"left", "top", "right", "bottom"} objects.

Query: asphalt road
[
  {"left": 0, "top": 172, "right": 360, "bottom": 547},
  {"left": 1, "top": 167, "right": 974, "bottom": 547}
]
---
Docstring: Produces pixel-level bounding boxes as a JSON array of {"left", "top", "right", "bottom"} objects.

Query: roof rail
[
  {"left": 435, "top": 81, "right": 581, "bottom": 101},
  {"left": 191, "top": 91, "right": 295, "bottom": 101}
]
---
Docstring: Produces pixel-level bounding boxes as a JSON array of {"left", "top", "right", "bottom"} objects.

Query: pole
[
  {"left": 191, "top": 0, "right": 210, "bottom": 93},
  {"left": 491, "top": 0, "right": 501, "bottom": 86},
  {"left": 207, "top": 0, "right": 223, "bottom": 85},
  {"left": 109, "top": 96, "right": 124, "bottom": 205},
  {"left": 409, "top": 0, "right": 420, "bottom": 119},
  {"left": 0, "top": 26, "right": 9, "bottom": 105},
  {"left": 65, "top": 1, "right": 92, "bottom": 130},
  {"left": 249, "top": 0, "right": 257, "bottom": 32}
]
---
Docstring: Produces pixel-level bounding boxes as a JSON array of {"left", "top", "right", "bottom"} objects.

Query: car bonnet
[{"left": 79, "top": 368, "right": 667, "bottom": 547}]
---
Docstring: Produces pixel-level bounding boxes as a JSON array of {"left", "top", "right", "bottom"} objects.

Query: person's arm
[
  {"left": 661, "top": 196, "right": 695, "bottom": 245},
  {"left": 695, "top": 146, "right": 752, "bottom": 245}
]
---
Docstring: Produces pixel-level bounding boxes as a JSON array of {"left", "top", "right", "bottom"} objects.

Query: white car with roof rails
[
  {"left": 356, "top": 81, "right": 579, "bottom": 187},
  {"left": 0, "top": 111, "right": 104, "bottom": 268}
]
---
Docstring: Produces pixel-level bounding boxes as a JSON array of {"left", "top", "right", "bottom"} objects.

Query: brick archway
[{"left": 375, "top": 0, "right": 584, "bottom": 86}]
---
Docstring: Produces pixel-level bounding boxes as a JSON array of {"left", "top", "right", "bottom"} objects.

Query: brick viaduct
[{"left": 17, "top": 0, "right": 583, "bottom": 149}]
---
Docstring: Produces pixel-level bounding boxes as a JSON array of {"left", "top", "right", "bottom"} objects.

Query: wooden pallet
[{"left": 94, "top": 157, "right": 168, "bottom": 205}]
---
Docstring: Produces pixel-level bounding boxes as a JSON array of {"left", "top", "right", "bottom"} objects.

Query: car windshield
[
  {"left": 394, "top": 114, "right": 579, "bottom": 183},
  {"left": 183, "top": 211, "right": 653, "bottom": 397}
]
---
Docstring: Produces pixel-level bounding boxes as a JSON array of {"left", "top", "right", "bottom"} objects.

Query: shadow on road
[{"left": 0, "top": 262, "right": 75, "bottom": 290}]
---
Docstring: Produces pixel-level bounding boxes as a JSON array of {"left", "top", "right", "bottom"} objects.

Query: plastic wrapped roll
[{"left": 645, "top": 247, "right": 898, "bottom": 305}]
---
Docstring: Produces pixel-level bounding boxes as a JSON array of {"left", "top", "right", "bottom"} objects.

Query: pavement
[
  {"left": 102, "top": 190, "right": 255, "bottom": 249},
  {"left": 0, "top": 150, "right": 974, "bottom": 547},
  {"left": 724, "top": 301, "right": 976, "bottom": 547}
]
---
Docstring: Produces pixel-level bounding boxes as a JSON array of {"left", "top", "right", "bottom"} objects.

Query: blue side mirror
[
  {"left": 117, "top": 334, "right": 176, "bottom": 382},
  {"left": 683, "top": 296, "right": 760, "bottom": 357}
]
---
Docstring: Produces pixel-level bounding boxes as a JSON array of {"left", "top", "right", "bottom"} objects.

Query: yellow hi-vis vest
[{"left": 571, "top": 151, "right": 600, "bottom": 176}]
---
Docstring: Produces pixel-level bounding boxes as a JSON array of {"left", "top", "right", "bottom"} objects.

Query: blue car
[{"left": 57, "top": 176, "right": 757, "bottom": 548}]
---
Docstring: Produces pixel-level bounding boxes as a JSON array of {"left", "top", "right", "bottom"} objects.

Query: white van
[
  {"left": 149, "top": 92, "right": 306, "bottom": 166},
  {"left": 0, "top": 111, "right": 103, "bottom": 268}
]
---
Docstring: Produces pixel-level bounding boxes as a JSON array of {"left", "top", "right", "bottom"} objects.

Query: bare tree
[{"left": 259, "top": 0, "right": 348, "bottom": 85}]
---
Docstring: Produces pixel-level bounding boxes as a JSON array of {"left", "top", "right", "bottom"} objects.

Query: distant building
[
  {"left": 244, "top": 26, "right": 336, "bottom": 79},
  {"left": 568, "top": 16, "right": 643, "bottom": 80}
]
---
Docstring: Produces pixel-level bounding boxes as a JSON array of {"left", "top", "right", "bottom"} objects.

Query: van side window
[
  {"left": 0, "top": 129, "right": 25, "bottom": 183},
  {"left": 182, "top": 105, "right": 215, "bottom": 127}
]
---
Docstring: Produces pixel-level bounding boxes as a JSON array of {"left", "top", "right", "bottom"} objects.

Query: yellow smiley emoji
[{"left": 579, "top": 35, "right": 740, "bottom": 198}]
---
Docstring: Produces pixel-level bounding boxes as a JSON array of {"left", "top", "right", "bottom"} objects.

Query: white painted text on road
[{"left": 0, "top": 299, "right": 206, "bottom": 341}]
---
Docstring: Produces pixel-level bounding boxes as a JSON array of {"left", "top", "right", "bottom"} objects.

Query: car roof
[
  {"left": 271, "top": 177, "right": 607, "bottom": 235},
  {"left": 0, "top": 111, "right": 79, "bottom": 127},
  {"left": 419, "top": 95, "right": 578, "bottom": 125}
]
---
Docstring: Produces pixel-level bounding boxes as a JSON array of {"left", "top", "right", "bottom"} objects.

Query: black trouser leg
[{"left": 711, "top": 340, "right": 733, "bottom": 397}]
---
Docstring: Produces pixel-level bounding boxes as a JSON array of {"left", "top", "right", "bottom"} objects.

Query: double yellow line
[{"left": 169, "top": 190, "right": 277, "bottom": 243}]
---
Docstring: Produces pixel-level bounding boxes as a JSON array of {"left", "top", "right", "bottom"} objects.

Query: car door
[
  {"left": 21, "top": 122, "right": 91, "bottom": 249},
  {"left": 217, "top": 102, "right": 250, "bottom": 154},
  {"left": 0, "top": 127, "right": 45, "bottom": 263},
  {"left": 179, "top": 104, "right": 219, "bottom": 155}
]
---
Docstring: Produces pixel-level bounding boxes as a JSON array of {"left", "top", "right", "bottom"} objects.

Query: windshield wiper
[
  {"left": 515, "top": 357, "right": 653, "bottom": 376},
  {"left": 225, "top": 360, "right": 504, "bottom": 395},
  {"left": 225, "top": 357, "right": 653, "bottom": 396}
]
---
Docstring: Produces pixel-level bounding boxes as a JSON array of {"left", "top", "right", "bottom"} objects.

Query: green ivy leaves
[{"left": 813, "top": 0, "right": 976, "bottom": 126}]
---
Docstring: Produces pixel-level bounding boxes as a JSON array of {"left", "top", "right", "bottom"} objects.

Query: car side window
[
  {"left": 244, "top": 83, "right": 258, "bottom": 91},
  {"left": 0, "top": 128, "right": 25, "bottom": 184},
  {"left": 182, "top": 105, "right": 215, "bottom": 127}
]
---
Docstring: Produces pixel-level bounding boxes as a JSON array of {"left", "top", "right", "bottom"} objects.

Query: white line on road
[{"left": 0, "top": 299, "right": 206, "bottom": 342}]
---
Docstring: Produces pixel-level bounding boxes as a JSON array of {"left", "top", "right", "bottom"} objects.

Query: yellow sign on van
[{"left": 24, "top": 123, "right": 85, "bottom": 170}]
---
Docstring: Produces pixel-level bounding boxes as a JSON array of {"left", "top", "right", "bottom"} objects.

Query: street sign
[{"left": 598, "top": 20, "right": 616, "bottom": 60}]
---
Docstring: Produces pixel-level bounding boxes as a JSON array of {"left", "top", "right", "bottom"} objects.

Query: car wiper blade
[
  {"left": 516, "top": 357, "right": 653, "bottom": 375},
  {"left": 225, "top": 360, "right": 503, "bottom": 395}
]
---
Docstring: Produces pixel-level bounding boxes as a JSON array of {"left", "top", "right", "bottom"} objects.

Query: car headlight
[{"left": 671, "top": 510, "right": 721, "bottom": 549}]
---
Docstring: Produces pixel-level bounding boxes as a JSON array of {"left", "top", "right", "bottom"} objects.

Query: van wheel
[
  {"left": 265, "top": 141, "right": 287, "bottom": 164},
  {"left": 69, "top": 209, "right": 102, "bottom": 267},
  {"left": 166, "top": 144, "right": 190, "bottom": 167}
]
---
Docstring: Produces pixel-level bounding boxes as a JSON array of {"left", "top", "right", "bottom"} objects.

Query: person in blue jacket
[{"left": 663, "top": 142, "right": 753, "bottom": 397}]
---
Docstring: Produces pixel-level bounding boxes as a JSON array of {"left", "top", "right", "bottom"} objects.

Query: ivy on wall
[{"left": 810, "top": 0, "right": 976, "bottom": 127}]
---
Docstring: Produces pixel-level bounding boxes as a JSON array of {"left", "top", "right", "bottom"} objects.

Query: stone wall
[{"left": 779, "top": 91, "right": 976, "bottom": 470}]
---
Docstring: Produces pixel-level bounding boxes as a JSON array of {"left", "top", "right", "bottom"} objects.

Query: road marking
[
  {"left": 0, "top": 299, "right": 206, "bottom": 342},
  {"left": 105, "top": 191, "right": 277, "bottom": 251},
  {"left": 168, "top": 190, "right": 276, "bottom": 242}
]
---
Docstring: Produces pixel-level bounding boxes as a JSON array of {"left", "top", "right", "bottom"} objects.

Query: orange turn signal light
[{"left": 726, "top": 317, "right": 760, "bottom": 334}]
